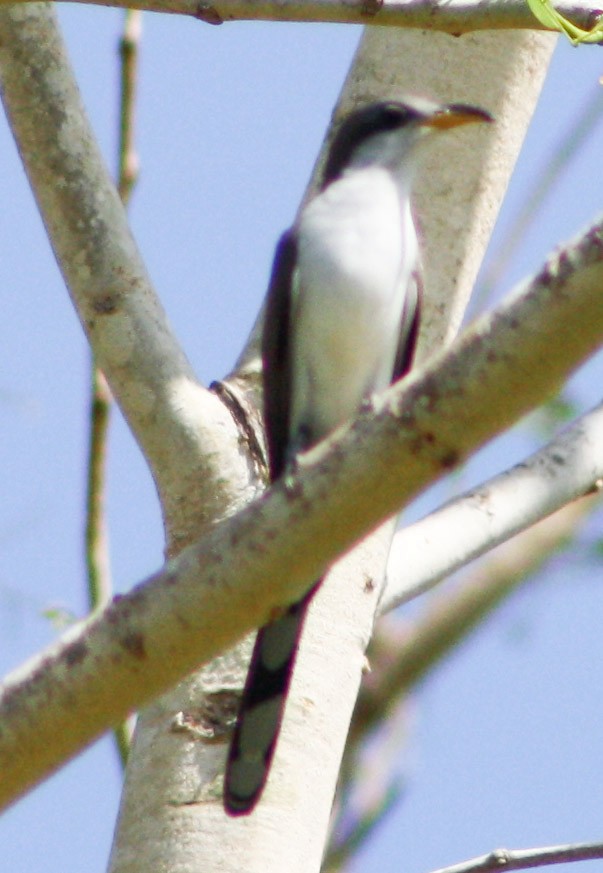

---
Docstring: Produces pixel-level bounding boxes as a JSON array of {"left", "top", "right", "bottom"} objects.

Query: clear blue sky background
[{"left": 1, "top": 8, "right": 603, "bottom": 873}]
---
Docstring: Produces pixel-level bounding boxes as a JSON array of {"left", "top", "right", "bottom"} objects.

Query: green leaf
[{"left": 526, "top": 0, "right": 603, "bottom": 44}]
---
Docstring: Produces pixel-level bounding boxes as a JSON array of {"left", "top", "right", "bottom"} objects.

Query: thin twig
[
  {"left": 429, "top": 840, "right": 603, "bottom": 873},
  {"left": 85, "top": 366, "right": 113, "bottom": 610},
  {"left": 84, "top": 9, "right": 143, "bottom": 767},
  {"left": 117, "top": 10, "right": 141, "bottom": 205}
]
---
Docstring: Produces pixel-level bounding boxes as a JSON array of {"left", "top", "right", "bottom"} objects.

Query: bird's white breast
[{"left": 290, "top": 166, "right": 417, "bottom": 446}]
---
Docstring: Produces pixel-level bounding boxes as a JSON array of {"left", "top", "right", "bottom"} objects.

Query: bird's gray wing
[
  {"left": 392, "top": 265, "right": 422, "bottom": 383},
  {"left": 260, "top": 229, "right": 298, "bottom": 481}
]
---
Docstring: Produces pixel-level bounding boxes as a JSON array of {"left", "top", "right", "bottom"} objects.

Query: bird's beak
[{"left": 423, "top": 104, "right": 493, "bottom": 130}]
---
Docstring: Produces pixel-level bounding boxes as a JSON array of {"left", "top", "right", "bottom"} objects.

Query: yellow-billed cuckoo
[{"left": 224, "top": 97, "right": 492, "bottom": 815}]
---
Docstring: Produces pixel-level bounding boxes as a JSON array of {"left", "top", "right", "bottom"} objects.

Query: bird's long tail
[{"left": 224, "top": 584, "right": 319, "bottom": 815}]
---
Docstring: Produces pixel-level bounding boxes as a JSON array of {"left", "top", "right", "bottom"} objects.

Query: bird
[{"left": 224, "top": 96, "right": 493, "bottom": 816}]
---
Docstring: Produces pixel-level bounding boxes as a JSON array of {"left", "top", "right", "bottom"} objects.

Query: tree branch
[
  {"left": 0, "top": 0, "right": 599, "bottom": 33},
  {"left": 1, "top": 212, "right": 602, "bottom": 811},
  {"left": 429, "top": 840, "right": 603, "bottom": 873},
  {"left": 85, "top": 366, "right": 114, "bottom": 612},
  {"left": 0, "top": 6, "right": 188, "bottom": 433},
  {"left": 0, "top": 4, "right": 254, "bottom": 549},
  {"left": 382, "top": 400, "right": 603, "bottom": 612},
  {"left": 116, "top": 10, "right": 142, "bottom": 205}
]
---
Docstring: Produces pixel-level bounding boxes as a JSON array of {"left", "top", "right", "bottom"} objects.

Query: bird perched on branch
[{"left": 224, "top": 96, "right": 492, "bottom": 816}]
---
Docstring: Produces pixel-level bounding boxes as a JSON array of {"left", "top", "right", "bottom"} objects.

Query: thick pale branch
[
  {"left": 0, "top": 6, "right": 185, "bottom": 430},
  {"left": 0, "top": 5, "right": 247, "bottom": 538},
  {"left": 1, "top": 215, "right": 602, "bottom": 811},
  {"left": 0, "top": 0, "right": 598, "bottom": 32},
  {"left": 382, "top": 401, "right": 603, "bottom": 612}
]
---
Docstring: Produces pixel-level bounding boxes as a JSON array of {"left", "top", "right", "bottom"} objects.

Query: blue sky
[{"left": 1, "top": 8, "right": 603, "bottom": 872}]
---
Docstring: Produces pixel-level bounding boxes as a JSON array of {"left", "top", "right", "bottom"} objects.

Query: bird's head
[{"left": 322, "top": 97, "right": 493, "bottom": 187}]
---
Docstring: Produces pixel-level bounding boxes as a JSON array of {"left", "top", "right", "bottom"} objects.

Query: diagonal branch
[
  {"left": 0, "top": 6, "right": 189, "bottom": 424},
  {"left": 0, "top": 212, "right": 602, "bottom": 812},
  {"left": 0, "top": 5, "right": 256, "bottom": 556},
  {"left": 382, "top": 400, "right": 603, "bottom": 612},
  {"left": 0, "top": 4, "right": 245, "bottom": 540}
]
